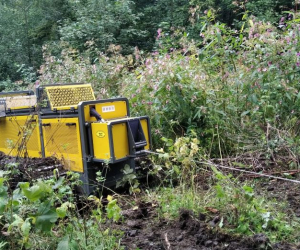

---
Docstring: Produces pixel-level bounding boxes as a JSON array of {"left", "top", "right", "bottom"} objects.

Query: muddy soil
[
  {"left": 1, "top": 153, "right": 299, "bottom": 249},
  {"left": 258, "top": 179, "right": 300, "bottom": 217},
  {"left": 120, "top": 203, "right": 299, "bottom": 250},
  {"left": 0, "top": 153, "right": 64, "bottom": 188}
]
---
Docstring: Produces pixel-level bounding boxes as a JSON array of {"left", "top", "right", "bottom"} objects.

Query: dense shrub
[{"left": 38, "top": 13, "right": 300, "bottom": 158}]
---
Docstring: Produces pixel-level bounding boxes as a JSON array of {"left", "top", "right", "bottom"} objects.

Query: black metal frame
[
  {"left": 78, "top": 98, "right": 132, "bottom": 194},
  {"left": 0, "top": 90, "right": 34, "bottom": 96}
]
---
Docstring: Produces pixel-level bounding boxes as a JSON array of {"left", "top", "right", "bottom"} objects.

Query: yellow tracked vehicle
[{"left": 0, "top": 84, "right": 151, "bottom": 194}]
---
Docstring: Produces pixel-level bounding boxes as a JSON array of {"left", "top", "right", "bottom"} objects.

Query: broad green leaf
[
  {"left": 22, "top": 185, "right": 44, "bottom": 202},
  {"left": 21, "top": 182, "right": 52, "bottom": 202},
  {"left": 21, "top": 218, "right": 31, "bottom": 237},
  {"left": 243, "top": 185, "right": 253, "bottom": 193},
  {"left": 56, "top": 207, "right": 67, "bottom": 219},
  {"left": 57, "top": 236, "right": 70, "bottom": 250},
  {"left": 107, "top": 199, "right": 117, "bottom": 209},
  {"left": 9, "top": 214, "right": 23, "bottom": 231},
  {"left": 0, "top": 197, "right": 8, "bottom": 214},
  {"left": 52, "top": 177, "right": 64, "bottom": 190},
  {"left": 35, "top": 209, "right": 58, "bottom": 232},
  {"left": 123, "top": 165, "right": 133, "bottom": 175}
]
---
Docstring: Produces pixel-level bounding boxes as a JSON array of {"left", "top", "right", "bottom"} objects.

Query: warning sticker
[{"left": 102, "top": 105, "right": 115, "bottom": 113}]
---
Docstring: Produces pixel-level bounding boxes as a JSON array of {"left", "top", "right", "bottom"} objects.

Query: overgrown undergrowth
[
  {"left": 37, "top": 13, "right": 300, "bottom": 162},
  {"left": 0, "top": 169, "right": 124, "bottom": 250},
  {"left": 1, "top": 9, "right": 300, "bottom": 250}
]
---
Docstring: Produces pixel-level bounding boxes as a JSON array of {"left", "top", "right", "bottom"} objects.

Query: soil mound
[{"left": 121, "top": 204, "right": 299, "bottom": 250}]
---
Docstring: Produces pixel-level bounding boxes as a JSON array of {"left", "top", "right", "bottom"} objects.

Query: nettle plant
[
  {"left": 0, "top": 171, "right": 76, "bottom": 249},
  {"left": 120, "top": 50, "right": 208, "bottom": 147}
]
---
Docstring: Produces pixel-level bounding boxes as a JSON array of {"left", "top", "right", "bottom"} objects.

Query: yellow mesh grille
[{"left": 45, "top": 84, "right": 95, "bottom": 110}]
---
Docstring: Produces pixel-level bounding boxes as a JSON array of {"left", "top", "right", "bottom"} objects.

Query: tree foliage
[
  {"left": 0, "top": 0, "right": 296, "bottom": 82},
  {"left": 0, "top": 0, "right": 71, "bottom": 82},
  {"left": 59, "top": 0, "right": 147, "bottom": 55}
]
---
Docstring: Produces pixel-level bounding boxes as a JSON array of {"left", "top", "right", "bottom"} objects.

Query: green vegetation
[
  {"left": 1, "top": 1, "right": 300, "bottom": 249},
  {"left": 147, "top": 136, "right": 300, "bottom": 243},
  {"left": 0, "top": 170, "right": 124, "bottom": 249},
  {"left": 0, "top": 0, "right": 295, "bottom": 83}
]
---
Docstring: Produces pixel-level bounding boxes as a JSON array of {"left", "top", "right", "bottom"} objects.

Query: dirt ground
[
  {"left": 0, "top": 153, "right": 64, "bottom": 188},
  {"left": 119, "top": 169, "right": 300, "bottom": 250},
  {"left": 119, "top": 201, "right": 299, "bottom": 250},
  {"left": 1, "top": 154, "right": 300, "bottom": 249},
  {"left": 259, "top": 179, "right": 300, "bottom": 217}
]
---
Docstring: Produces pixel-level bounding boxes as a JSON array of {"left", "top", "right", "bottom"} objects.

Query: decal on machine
[
  {"left": 102, "top": 105, "right": 115, "bottom": 113},
  {"left": 96, "top": 131, "right": 106, "bottom": 138}
]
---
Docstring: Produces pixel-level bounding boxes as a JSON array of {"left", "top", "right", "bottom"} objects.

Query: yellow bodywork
[
  {"left": 42, "top": 118, "right": 83, "bottom": 172},
  {"left": 140, "top": 118, "right": 150, "bottom": 150},
  {"left": 0, "top": 84, "right": 151, "bottom": 179},
  {"left": 92, "top": 123, "right": 111, "bottom": 160},
  {"left": 92, "top": 118, "right": 150, "bottom": 162},
  {"left": 0, "top": 115, "right": 41, "bottom": 157},
  {"left": 45, "top": 84, "right": 95, "bottom": 110},
  {"left": 84, "top": 100, "right": 128, "bottom": 122},
  {"left": 112, "top": 123, "right": 129, "bottom": 160}
]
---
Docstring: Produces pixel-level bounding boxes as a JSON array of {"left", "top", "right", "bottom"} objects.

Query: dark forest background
[{"left": 0, "top": 0, "right": 294, "bottom": 86}]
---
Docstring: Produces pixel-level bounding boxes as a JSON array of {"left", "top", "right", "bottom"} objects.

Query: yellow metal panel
[
  {"left": 0, "top": 115, "right": 41, "bottom": 157},
  {"left": 45, "top": 84, "right": 95, "bottom": 110},
  {"left": 140, "top": 118, "right": 150, "bottom": 150},
  {"left": 91, "top": 123, "right": 111, "bottom": 160},
  {"left": 42, "top": 118, "right": 83, "bottom": 172},
  {"left": 84, "top": 101, "right": 128, "bottom": 122},
  {"left": 112, "top": 123, "right": 129, "bottom": 160}
]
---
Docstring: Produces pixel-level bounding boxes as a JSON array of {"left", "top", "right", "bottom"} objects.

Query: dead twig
[{"left": 164, "top": 233, "right": 171, "bottom": 250}]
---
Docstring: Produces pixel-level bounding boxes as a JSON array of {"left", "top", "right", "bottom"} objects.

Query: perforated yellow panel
[
  {"left": 42, "top": 118, "right": 83, "bottom": 172},
  {"left": 45, "top": 84, "right": 95, "bottom": 110},
  {"left": 0, "top": 116, "right": 41, "bottom": 157}
]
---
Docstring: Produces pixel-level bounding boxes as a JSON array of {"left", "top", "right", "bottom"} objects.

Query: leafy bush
[
  {"left": 0, "top": 170, "right": 123, "bottom": 250},
  {"left": 38, "top": 44, "right": 129, "bottom": 97},
  {"left": 37, "top": 10, "right": 300, "bottom": 160},
  {"left": 119, "top": 13, "right": 300, "bottom": 157}
]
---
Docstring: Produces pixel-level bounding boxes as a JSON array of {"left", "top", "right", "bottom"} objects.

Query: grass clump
[{"left": 151, "top": 171, "right": 300, "bottom": 243}]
